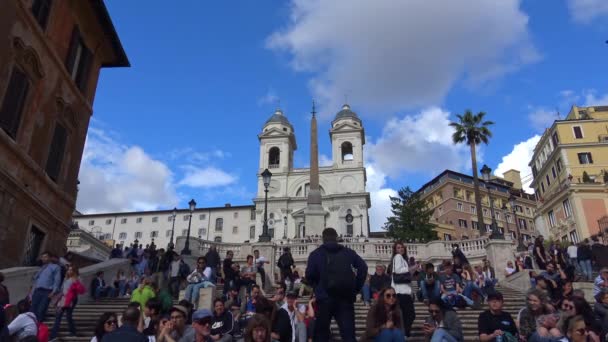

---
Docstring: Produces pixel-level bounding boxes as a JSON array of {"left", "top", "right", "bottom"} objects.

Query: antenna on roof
[
  {"left": 556, "top": 107, "right": 561, "bottom": 120},
  {"left": 312, "top": 100, "right": 316, "bottom": 117}
]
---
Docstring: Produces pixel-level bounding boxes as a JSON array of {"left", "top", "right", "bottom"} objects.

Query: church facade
[{"left": 72, "top": 105, "right": 371, "bottom": 247}]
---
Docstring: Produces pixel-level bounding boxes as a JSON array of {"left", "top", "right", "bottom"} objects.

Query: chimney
[
  {"left": 224, "top": 203, "right": 231, "bottom": 207},
  {"left": 503, "top": 169, "right": 523, "bottom": 190}
]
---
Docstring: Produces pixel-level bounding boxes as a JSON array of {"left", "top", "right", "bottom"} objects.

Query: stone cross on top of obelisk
[{"left": 305, "top": 100, "right": 325, "bottom": 236}]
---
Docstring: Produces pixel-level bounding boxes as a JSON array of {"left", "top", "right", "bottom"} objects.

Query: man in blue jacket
[{"left": 305, "top": 227, "right": 367, "bottom": 342}]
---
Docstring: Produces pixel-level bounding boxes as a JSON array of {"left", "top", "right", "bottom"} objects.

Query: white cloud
[
  {"left": 367, "top": 107, "right": 469, "bottom": 178},
  {"left": 583, "top": 90, "right": 608, "bottom": 106},
  {"left": 567, "top": 0, "right": 608, "bottom": 23},
  {"left": 267, "top": 0, "right": 539, "bottom": 117},
  {"left": 494, "top": 135, "right": 541, "bottom": 193},
  {"left": 257, "top": 88, "right": 280, "bottom": 106},
  {"left": 528, "top": 107, "right": 558, "bottom": 132},
  {"left": 366, "top": 164, "right": 398, "bottom": 231},
  {"left": 77, "top": 128, "right": 179, "bottom": 213},
  {"left": 319, "top": 154, "right": 333, "bottom": 167},
  {"left": 178, "top": 166, "right": 237, "bottom": 188}
]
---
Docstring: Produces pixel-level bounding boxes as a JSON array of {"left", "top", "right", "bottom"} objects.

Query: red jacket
[{"left": 63, "top": 280, "right": 86, "bottom": 308}]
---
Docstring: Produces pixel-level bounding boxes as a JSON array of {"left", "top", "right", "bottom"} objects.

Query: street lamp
[
  {"left": 168, "top": 207, "right": 177, "bottom": 250},
  {"left": 259, "top": 169, "right": 272, "bottom": 242},
  {"left": 283, "top": 215, "right": 288, "bottom": 239},
  {"left": 480, "top": 164, "right": 503, "bottom": 239},
  {"left": 509, "top": 194, "right": 527, "bottom": 251},
  {"left": 181, "top": 199, "right": 197, "bottom": 255}
]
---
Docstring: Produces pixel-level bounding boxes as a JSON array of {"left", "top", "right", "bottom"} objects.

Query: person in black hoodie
[
  {"left": 210, "top": 298, "right": 233, "bottom": 341},
  {"left": 205, "top": 246, "right": 221, "bottom": 283},
  {"left": 305, "top": 227, "right": 368, "bottom": 342},
  {"left": 577, "top": 240, "right": 593, "bottom": 281},
  {"left": 277, "top": 248, "right": 295, "bottom": 290}
]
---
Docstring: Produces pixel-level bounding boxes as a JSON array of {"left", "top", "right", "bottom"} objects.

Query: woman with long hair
[
  {"left": 91, "top": 312, "right": 117, "bottom": 342},
  {"left": 50, "top": 265, "right": 86, "bottom": 339},
  {"left": 387, "top": 241, "right": 415, "bottom": 337},
  {"left": 517, "top": 289, "right": 553, "bottom": 340},
  {"left": 362, "top": 287, "right": 404, "bottom": 342},
  {"left": 243, "top": 314, "right": 271, "bottom": 342},
  {"left": 461, "top": 264, "right": 484, "bottom": 302},
  {"left": 534, "top": 236, "right": 547, "bottom": 270}
]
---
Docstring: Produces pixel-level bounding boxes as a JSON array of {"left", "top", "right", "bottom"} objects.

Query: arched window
[
  {"left": 296, "top": 183, "right": 326, "bottom": 197},
  {"left": 215, "top": 218, "right": 223, "bottom": 231},
  {"left": 341, "top": 142, "right": 354, "bottom": 161},
  {"left": 214, "top": 236, "right": 222, "bottom": 242},
  {"left": 269, "top": 147, "right": 280, "bottom": 168}
]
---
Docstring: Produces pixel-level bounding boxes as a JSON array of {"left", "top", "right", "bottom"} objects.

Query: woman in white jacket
[{"left": 389, "top": 241, "right": 415, "bottom": 337}]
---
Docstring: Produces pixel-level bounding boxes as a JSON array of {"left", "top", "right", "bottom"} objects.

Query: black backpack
[{"left": 324, "top": 249, "right": 355, "bottom": 297}]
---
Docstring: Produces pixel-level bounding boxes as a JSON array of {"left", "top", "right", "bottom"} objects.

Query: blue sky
[{"left": 78, "top": 0, "right": 608, "bottom": 231}]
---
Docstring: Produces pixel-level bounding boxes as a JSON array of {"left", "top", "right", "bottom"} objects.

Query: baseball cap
[{"left": 192, "top": 308, "right": 212, "bottom": 322}]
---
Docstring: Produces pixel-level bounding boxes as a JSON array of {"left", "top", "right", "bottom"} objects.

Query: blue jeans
[
  {"left": 482, "top": 279, "right": 497, "bottom": 295},
  {"left": 420, "top": 281, "right": 441, "bottom": 301},
  {"left": 579, "top": 259, "right": 592, "bottom": 279},
  {"left": 50, "top": 305, "right": 76, "bottom": 338},
  {"left": 374, "top": 328, "right": 405, "bottom": 342},
  {"left": 185, "top": 281, "right": 215, "bottom": 308},
  {"left": 463, "top": 281, "right": 484, "bottom": 299},
  {"left": 361, "top": 284, "right": 371, "bottom": 304},
  {"left": 30, "top": 288, "right": 52, "bottom": 321},
  {"left": 441, "top": 291, "right": 473, "bottom": 307},
  {"left": 118, "top": 280, "right": 127, "bottom": 296},
  {"left": 431, "top": 328, "right": 458, "bottom": 342},
  {"left": 95, "top": 286, "right": 117, "bottom": 299}
]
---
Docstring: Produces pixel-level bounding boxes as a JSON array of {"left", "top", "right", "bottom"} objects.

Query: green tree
[
  {"left": 384, "top": 187, "right": 438, "bottom": 242},
  {"left": 449, "top": 110, "right": 494, "bottom": 232}
]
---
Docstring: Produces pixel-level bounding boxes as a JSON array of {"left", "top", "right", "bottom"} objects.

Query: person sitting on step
[
  {"left": 439, "top": 261, "right": 474, "bottom": 309},
  {"left": 361, "top": 287, "right": 405, "bottom": 342},
  {"left": 184, "top": 257, "right": 215, "bottom": 309},
  {"left": 422, "top": 298, "right": 463, "bottom": 342}
]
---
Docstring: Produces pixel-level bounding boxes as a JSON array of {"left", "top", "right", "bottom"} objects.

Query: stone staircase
[{"left": 47, "top": 284, "right": 527, "bottom": 341}]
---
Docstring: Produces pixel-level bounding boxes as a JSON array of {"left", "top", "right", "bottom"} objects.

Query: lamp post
[
  {"left": 181, "top": 199, "right": 197, "bottom": 255},
  {"left": 481, "top": 164, "right": 503, "bottom": 239},
  {"left": 259, "top": 169, "right": 272, "bottom": 242},
  {"left": 510, "top": 194, "right": 527, "bottom": 251},
  {"left": 168, "top": 207, "right": 177, "bottom": 250}
]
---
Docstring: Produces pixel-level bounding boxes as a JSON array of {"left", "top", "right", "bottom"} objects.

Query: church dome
[
  {"left": 264, "top": 109, "right": 293, "bottom": 130},
  {"left": 334, "top": 104, "right": 361, "bottom": 123}
]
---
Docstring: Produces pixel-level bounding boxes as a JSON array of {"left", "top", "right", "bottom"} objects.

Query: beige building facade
[
  {"left": 419, "top": 170, "right": 538, "bottom": 241},
  {"left": 529, "top": 105, "right": 608, "bottom": 242}
]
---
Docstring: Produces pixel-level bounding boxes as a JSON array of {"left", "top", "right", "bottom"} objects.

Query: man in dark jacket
[
  {"left": 369, "top": 265, "right": 391, "bottom": 297},
  {"left": 305, "top": 227, "right": 368, "bottom": 342},
  {"left": 592, "top": 238, "right": 608, "bottom": 270},
  {"left": 578, "top": 240, "right": 593, "bottom": 281},
  {"left": 277, "top": 248, "right": 295, "bottom": 290},
  {"left": 205, "top": 246, "right": 221, "bottom": 283},
  {"left": 101, "top": 306, "right": 148, "bottom": 342},
  {"left": 222, "top": 251, "right": 235, "bottom": 295}
]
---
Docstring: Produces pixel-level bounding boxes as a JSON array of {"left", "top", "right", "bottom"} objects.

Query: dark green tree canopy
[{"left": 383, "top": 186, "right": 437, "bottom": 243}]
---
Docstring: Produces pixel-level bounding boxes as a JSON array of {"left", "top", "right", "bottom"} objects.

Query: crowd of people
[{"left": 4, "top": 233, "right": 608, "bottom": 341}]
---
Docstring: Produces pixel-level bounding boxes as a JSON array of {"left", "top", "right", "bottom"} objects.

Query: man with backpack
[
  {"left": 305, "top": 227, "right": 368, "bottom": 342},
  {"left": 277, "top": 248, "right": 295, "bottom": 290}
]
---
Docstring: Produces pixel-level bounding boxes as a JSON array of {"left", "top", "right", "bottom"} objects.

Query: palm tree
[{"left": 449, "top": 110, "right": 494, "bottom": 235}]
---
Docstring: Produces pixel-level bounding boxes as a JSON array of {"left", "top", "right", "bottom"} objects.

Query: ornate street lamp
[
  {"left": 510, "top": 194, "right": 527, "bottom": 251},
  {"left": 283, "top": 215, "right": 288, "bottom": 239},
  {"left": 181, "top": 199, "right": 197, "bottom": 255},
  {"left": 259, "top": 169, "right": 272, "bottom": 242},
  {"left": 168, "top": 207, "right": 177, "bottom": 250},
  {"left": 481, "top": 164, "right": 503, "bottom": 239},
  {"left": 359, "top": 214, "right": 364, "bottom": 236}
]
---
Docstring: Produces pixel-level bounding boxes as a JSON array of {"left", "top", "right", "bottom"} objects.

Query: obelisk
[{"left": 304, "top": 101, "right": 325, "bottom": 236}]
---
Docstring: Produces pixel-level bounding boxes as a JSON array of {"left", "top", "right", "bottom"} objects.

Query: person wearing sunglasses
[
  {"left": 100, "top": 306, "right": 148, "bottom": 342},
  {"left": 478, "top": 291, "right": 518, "bottom": 342},
  {"left": 192, "top": 309, "right": 214, "bottom": 342},
  {"left": 422, "top": 298, "right": 463, "bottom": 342},
  {"left": 91, "top": 312, "right": 118, "bottom": 342},
  {"left": 564, "top": 315, "right": 589, "bottom": 342},
  {"left": 361, "top": 287, "right": 404, "bottom": 342}
]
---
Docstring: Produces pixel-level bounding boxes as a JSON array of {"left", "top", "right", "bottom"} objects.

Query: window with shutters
[
  {"left": 45, "top": 123, "right": 67, "bottom": 182},
  {"left": 119, "top": 232, "right": 127, "bottom": 240},
  {"left": 578, "top": 152, "right": 593, "bottom": 164},
  {"left": 0, "top": 68, "right": 29, "bottom": 139},
  {"left": 31, "top": 0, "right": 52, "bottom": 30},
  {"left": 135, "top": 232, "right": 142, "bottom": 239},
  {"left": 215, "top": 218, "right": 223, "bottom": 231},
  {"left": 65, "top": 27, "right": 92, "bottom": 93}
]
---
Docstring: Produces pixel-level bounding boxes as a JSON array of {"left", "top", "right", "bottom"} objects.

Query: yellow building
[{"left": 529, "top": 105, "right": 608, "bottom": 242}]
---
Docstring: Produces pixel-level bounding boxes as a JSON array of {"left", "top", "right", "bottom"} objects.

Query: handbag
[{"left": 392, "top": 257, "right": 412, "bottom": 284}]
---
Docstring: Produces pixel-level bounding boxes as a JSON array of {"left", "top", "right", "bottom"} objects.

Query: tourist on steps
[
  {"left": 419, "top": 263, "right": 441, "bottom": 303},
  {"left": 184, "top": 257, "right": 214, "bottom": 309},
  {"left": 91, "top": 271, "right": 117, "bottom": 300},
  {"left": 49, "top": 265, "right": 86, "bottom": 340},
  {"left": 223, "top": 251, "right": 236, "bottom": 296},
  {"left": 101, "top": 306, "right": 148, "bottom": 342},
  {"left": 243, "top": 314, "right": 271, "bottom": 342},
  {"left": 131, "top": 277, "right": 156, "bottom": 311},
  {"left": 478, "top": 291, "right": 518, "bottom": 341},
  {"left": 210, "top": 298, "right": 234, "bottom": 341},
  {"left": 253, "top": 250, "right": 269, "bottom": 289},
  {"left": 388, "top": 241, "right": 415, "bottom": 337},
  {"left": 305, "top": 227, "right": 368, "bottom": 342},
  {"left": 361, "top": 287, "right": 405, "bottom": 342},
  {"left": 6, "top": 299, "right": 39, "bottom": 341},
  {"left": 240, "top": 255, "right": 258, "bottom": 295},
  {"left": 370, "top": 265, "right": 391, "bottom": 301},
  {"left": 422, "top": 298, "right": 463, "bottom": 342},
  {"left": 205, "top": 246, "right": 221, "bottom": 284},
  {"left": 30, "top": 251, "right": 62, "bottom": 321},
  {"left": 91, "top": 312, "right": 117, "bottom": 342},
  {"left": 278, "top": 248, "right": 295, "bottom": 291},
  {"left": 272, "top": 290, "right": 306, "bottom": 342}
]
